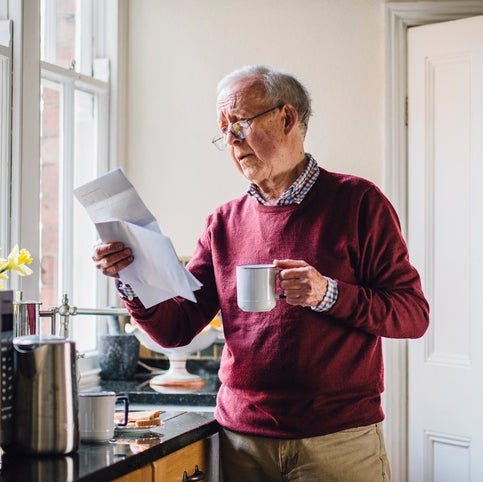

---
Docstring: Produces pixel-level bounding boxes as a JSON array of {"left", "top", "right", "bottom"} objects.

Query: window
[
  {"left": 40, "top": 0, "right": 112, "bottom": 351},
  {"left": 2, "top": 1, "right": 121, "bottom": 371},
  {"left": 39, "top": 71, "right": 110, "bottom": 350}
]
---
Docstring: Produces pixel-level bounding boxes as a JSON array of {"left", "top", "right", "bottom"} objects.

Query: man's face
[{"left": 216, "top": 81, "right": 291, "bottom": 187}]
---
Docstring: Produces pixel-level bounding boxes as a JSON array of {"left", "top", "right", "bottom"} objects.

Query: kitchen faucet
[{"left": 43, "top": 293, "right": 128, "bottom": 339}]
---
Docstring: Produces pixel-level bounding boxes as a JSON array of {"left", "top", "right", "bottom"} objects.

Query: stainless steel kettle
[{"left": 13, "top": 335, "right": 79, "bottom": 454}]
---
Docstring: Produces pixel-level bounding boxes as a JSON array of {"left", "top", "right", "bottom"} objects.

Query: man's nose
[{"left": 226, "top": 130, "right": 242, "bottom": 146}]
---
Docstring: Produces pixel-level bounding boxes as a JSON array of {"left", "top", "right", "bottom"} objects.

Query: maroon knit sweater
[{"left": 124, "top": 167, "right": 429, "bottom": 438}]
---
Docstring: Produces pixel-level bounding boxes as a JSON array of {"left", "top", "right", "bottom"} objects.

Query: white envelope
[{"left": 74, "top": 168, "right": 202, "bottom": 308}]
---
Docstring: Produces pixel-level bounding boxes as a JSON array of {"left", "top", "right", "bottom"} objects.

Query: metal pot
[{"left": 13, "top": 335, "right": 79, "bottom": 454}]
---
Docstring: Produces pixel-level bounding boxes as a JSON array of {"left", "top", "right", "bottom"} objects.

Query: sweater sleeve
[
  {"left": 122, "top": 216, "right": 220, "bottom": 348},
  {"left": 328, "top": 185, "right": 429, "bottom": 339}
]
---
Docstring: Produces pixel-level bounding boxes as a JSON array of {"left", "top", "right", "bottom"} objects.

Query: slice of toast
[
  {"left": 134, "top": 417, "right": 161, "bottom": 427},
  {"left": 115, "top": 410, "right": 162, "bottom": 428},
  {"left": 127, "top": 410, "right": 161, "bottom": 421}
]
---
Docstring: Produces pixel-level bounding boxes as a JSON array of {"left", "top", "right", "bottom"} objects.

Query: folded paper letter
[{"left": 74, "top": 168, "right": 202, "bottom": 308}]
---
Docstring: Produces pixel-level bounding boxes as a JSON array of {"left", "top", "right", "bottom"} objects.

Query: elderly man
[{"left": 92, "top": 65, "right": 429, "bottom": 481}]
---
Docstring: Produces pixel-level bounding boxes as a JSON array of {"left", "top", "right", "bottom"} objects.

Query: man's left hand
[{"left": 274, "top": 259, "right": 328, "bottom": 308}]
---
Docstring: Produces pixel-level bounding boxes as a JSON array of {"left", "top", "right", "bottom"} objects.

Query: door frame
[{"left": 384, "top": 2, "right": 483, "bottom": 481}]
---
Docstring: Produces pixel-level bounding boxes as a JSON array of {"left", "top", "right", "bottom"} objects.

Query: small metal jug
[
  {"left": 13, "top": 301, "right": 41, "bottom": 337},
  {"left": 13, "top": 335, "right": 79, "bottom": 454},
  {"left": 13, "top": 301, "right": 57, "bottom": 337}
]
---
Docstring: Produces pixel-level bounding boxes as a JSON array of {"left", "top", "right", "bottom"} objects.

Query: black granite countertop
[
  {"left": 97, "top": 370, "right": 220, "bottom": 408},
  {"left": 0, "top": 410, "right": 219, "bottom": 482}
]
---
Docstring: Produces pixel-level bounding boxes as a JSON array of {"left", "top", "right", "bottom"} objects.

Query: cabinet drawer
[
  {"left": 152, "top": 438, "right": 209, "bottom": 482},
  {"left": 112, "top": 464, "right": 153, "bottom": 482}
]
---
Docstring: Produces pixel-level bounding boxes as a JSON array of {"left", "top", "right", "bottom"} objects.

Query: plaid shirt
[
  {"left": 118, "top": 153, "right": 338, "bottom": 311},
  {"left": 247, "top": 153, "right": 320, "bottom": 206}
]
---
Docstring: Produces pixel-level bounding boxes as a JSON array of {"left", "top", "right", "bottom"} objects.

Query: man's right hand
[{"left": 92, "top": 242, "right": 133, "bottom": 278}]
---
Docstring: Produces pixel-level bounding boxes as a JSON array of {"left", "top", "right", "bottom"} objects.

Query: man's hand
[
  {"left": 92, "top": 241, "right": 133, "bottom": 278},
  {"left": 273, "top": 259, "right": 328, "bottom": 307}
]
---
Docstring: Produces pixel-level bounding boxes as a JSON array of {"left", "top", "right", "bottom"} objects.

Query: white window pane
[
  {"left": 72, "top": 89, "right": 98, "bottom": 351},
  {"left": 40, "top": 79, "right": 62, "bottom": 308},
  {"left": 41, "top": 0, "right": 78, "bottom": 70}
]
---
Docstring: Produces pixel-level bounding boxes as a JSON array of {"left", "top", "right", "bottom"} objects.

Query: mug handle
[
  {"left": 275, "top": 269, "right": 287, "bottom": 299},
  {"left": 115, "top": 394, "right": 129, "bottom": 426}
]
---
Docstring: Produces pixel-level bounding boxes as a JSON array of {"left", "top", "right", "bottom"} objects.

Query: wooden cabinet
[
  {"left": 152, "top": 438, "right": 208, "bottom": 482},
  {"left": 112, "top": 434, "right": 219, "bottom": 482},
  {"left": 112, "top": 464, "right": 152, "bottom": 482},
  {"left": 152, "top": 434, "right": 218, "bottom": 482}
]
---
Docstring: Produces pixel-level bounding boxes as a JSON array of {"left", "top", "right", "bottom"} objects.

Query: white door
[{"left": 407, "top": 15, "right": 483, "bottom": 482}]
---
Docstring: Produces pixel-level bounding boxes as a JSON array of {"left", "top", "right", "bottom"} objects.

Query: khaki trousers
[{"left": 220, "top": 423, "right": 391, "bottom": 482}]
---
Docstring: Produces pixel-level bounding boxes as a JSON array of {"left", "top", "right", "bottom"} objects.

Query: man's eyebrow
[{"left": 218, "top": 110, "right": 247, "bottom": 123}]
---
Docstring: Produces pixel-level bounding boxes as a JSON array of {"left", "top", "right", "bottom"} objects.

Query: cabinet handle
[{"left": 182, "top": 465, "right": 206, "bottom": 481}]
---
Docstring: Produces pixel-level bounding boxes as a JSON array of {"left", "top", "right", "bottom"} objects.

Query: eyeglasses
[{"left": 211, "top": 104, "right": 284, "bottom": 151}]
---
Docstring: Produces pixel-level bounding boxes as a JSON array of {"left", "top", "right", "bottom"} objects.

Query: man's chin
[
  {"left": 241, "top": 168, "right": 259, "bottom": 183},
  {"left": 237, "top": 159, "right": 265, "bottom": 184}
]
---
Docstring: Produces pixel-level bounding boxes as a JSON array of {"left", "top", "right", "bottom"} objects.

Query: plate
[{"left": 114, "top": 425, "right": 159, "bottom": 437}]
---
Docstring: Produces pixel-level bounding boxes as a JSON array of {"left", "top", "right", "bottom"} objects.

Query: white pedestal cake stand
[{"left": 133, "top": 325, "right": 219, "bottom": 388}]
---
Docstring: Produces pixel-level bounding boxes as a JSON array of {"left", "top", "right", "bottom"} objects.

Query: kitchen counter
[
  {"left": 98, "top": 370, "right": 220, "bottom": 409},
  {"left": 0, "top": 409, "right": 219, "bottom": 482},
  {"left": 0, "top": 364, "right": 221, "bottom": 482}
]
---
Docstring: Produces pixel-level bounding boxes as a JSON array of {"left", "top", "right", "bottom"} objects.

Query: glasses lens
[
  {"left": 212, "top": 119, "right": 253, "bottom": 150},
  {"left": 232, "top": 120, "right": 250, "bottom": 140},
  {"left": 211, "top": 135, "right": 226, "bottom": 151}
]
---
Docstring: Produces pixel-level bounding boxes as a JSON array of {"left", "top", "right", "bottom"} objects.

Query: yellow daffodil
[
  {"left": 7, "top": 245, "right": 33, "bottom": 276},
  {"left": 17, "top": 247, "right": 33, "bottom": 269},
  {"left": 0, "top": 245, "right": 34, "bottom": 282}
]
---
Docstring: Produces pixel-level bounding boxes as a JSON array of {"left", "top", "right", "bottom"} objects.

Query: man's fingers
[
  {"left": 274, "top": 259, "right": 310, "bottom": 280},
  {"left": 102, "top": 257, "right": 131, "bottom": 276},
  {"left": 92, "top": 241, "right": 133, "bottom": 279},
  {"left": 273, "top": 259, "right": 308, "bottom": 269},
  {"left": 272, "top": 261, "right": 327, "bottom": 307},
  {"left": 98, "top": 255, "right": 133, "bottom": 278},
  {"left": 92, "top": 242, "right": 126, "bottom": 261},
  {"left": 279, "top": 266, "right": 312, "bottom": 281}
]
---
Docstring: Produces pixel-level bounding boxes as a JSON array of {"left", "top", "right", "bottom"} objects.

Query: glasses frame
[{"left": 212, "top": 103, "right": 284, "bottom": 150}]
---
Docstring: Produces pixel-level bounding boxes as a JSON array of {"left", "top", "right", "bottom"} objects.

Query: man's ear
[{"left": 282, "top": 104, "right": 298, "bottom": 133}]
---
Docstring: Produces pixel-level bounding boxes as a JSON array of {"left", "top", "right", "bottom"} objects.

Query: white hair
[{"left": 217, "top": 65, "right": 312, "bottom": 136}]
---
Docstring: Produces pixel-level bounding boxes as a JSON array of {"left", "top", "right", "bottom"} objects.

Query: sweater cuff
[
  {"left": 115, "top": 279, "right": 137, "bottom": 301},
  {"left": 311, "top": 277, "right": 338, "bottom": 312}
]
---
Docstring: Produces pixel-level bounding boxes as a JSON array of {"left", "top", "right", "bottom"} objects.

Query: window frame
[
  {"left": 40, "top": 61, "right": 111, "bottom": 340},
  {"left": 0, "top": 19, "right": 12, "bottom": 260},
  {"left": 5, "top": 0, "right": 125, "bottom": 381}
]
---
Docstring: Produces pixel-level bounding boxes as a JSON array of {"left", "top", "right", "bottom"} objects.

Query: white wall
[{"left": 127, "top": 0, "right": 385, "bottom": 255}]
